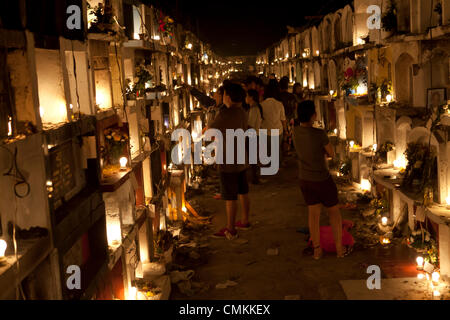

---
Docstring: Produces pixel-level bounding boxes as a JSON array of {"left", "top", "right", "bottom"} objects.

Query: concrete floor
[{"left": 171, "top": 156, "right": 419, "bottom": 300}]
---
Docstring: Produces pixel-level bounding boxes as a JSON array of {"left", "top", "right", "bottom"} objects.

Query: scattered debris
[
  {"left": 177, "top": 281, "right": 195, "bottom": 296},
  {"left": 215, "top": 280, "right": 238, "bottom": 289},
  {"left": 142, "top": 262, "right": 166, "bottom": 279},
  {"left": 170, "top": 270, "right": 195, "bottom": 284},
  {"left": 267, "top": 248, "right": 279, "bottom": 256},
  {"left": 232, "top": 238, "right": 249, "bottom": 245}
]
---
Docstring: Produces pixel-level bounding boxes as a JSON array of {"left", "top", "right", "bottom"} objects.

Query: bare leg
[
  {"left": 239, "top": 194, "right": 250, "bottom": 225},
  {"left": 226, "top": 200, "right": 238, "bottom": 232},
  {"left": 327, "top": 205, "right": 343, "bottom": 257},
  {"left": 308, "top": 204, "right": 322, "bottom": 259}
]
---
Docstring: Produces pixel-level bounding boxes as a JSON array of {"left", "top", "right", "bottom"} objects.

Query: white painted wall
[{"left": 0, "top": 134, "right": 50, "bottom": 241}]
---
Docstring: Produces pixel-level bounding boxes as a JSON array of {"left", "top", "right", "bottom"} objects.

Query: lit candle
[
  {"left": 431, "top": 271, "right": 440, "bottom": 285},
  {"left": 182, "top": 206, "right": 187, "bottom": 213},
  {"left": 416, "top": 256, "right": 424, "bottom": 271},
  {"left": 329, "top": 90, "right": 334, "bottom": 96},
  {"left": 119, "top": 157, "right": 128, "bottom": 170},
  {"left": 386, "top": 94, "right": 393, "bottom": 103},
  {"left": 316, "top": 50, "right": 320, "bottom": 55},
  {"left": 128, "top": 286, "right": 137, "bottom": 300},
  {"left": 0, "top": 239, "right": 7, "bottom": 258},
  {"left": 334, "top": 128, "right": 338, "bottom": 135},
  {"left": 381, "top": 217, "right": 388, "bottom": 226},
  {"left": 433, "top": 290, "right": 441, "bottom": 300},
  {"left": 349, "top": 141, "right": 355, "bottom": 148},
  {"left": 360, "top": 179, "right": 371, "bottom": 192},
  {"left": 7, "top": 116, "right": 12, "bottom": 136},
  {"left": 372, "top": 144, "right": 378, "bottom": 152},
  {"left": 417, "top": 273, "right": 424, "bottom": 280}
]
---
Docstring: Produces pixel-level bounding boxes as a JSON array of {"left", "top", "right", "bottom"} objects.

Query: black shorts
[
  {"left": 220, "top": 170, "right": 249, "bottom": 201},
  {"left": 299, "top": 175, "right": 339, "bottom": 208}
]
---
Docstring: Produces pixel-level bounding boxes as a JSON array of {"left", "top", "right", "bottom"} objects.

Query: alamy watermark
[
  {"left": 367, "top": 5, "right": 381, "bottom": 30},
  {"left": 171, "top": 123, "right": 280, "bottom": 176},
  {"left": 366, "top": 265, "right": 381, "bottom": 290},
  {"left": 66, "top": 265, "right": 81, "bottom": 290}
]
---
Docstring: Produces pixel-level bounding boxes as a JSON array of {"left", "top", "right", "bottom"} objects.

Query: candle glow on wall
[
  {"left": 7, "top": 117, "right": 12, "bottom": 136},
  {"left": 35, "top": 49, "right": 68, "bottom": 124},
  {"left": 0, "top": 239, "right": 7, "bottom": 258},
  {"left": 393, "top": 155, "right": 407, "bottom": 170},
  {"left": 360, "top": 179, "right": 371, "bottom": 192}
]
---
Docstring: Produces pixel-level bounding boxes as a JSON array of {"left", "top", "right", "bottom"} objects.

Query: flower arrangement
[
  {"left": 128, "top": 62, "right": 153, "bottom": 98},
  {"left": 379, "top": 79, "right": 393, "bottom": 102},
  {"left": 340, "top": 67, "right": 359, "bottom": 95},
  {"left": 407, "top": 228, "right": 439, "bottom": 265},
  {"left": 340, "top": 61, "right": 368, "bottom": 97},
  {"left": 381, "top": 0, "right": 397, "bottom": 32},
  {"left": 104, "top": 128, "right": 129, "bottom": 165},
  {"left": 158, "top": 11, "right": 175, "bottom": 39},
  {"left": 338, "top": 158, "right": 352, "bottom": 177},
  {"left": 370, "top": 198, "right": 389, "bottom": 216},
  {"left": 87, "top": 2, "right": 118, "bottom": 35},
  {"left": 402, "top": 142, "right": 437, "bottom": 191},
  {"left": 375, "top": 141, "right": 394, "bottom": 159},
  {"left": 133, "top": 279, "right": 162, "bottom": 300}
]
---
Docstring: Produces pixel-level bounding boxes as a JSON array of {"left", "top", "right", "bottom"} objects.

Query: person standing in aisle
[
  {"left": 292, "top": 82, "right": 304, "bottom": 121},
  {"left": 209, "top": 83, "right": 251, "bottom": 239},
  {"left": 245, "top": 89, "right": 263, "bottom": 184},
  {"left": 279, "top": 76, "right": 297, "bottom": 157},
  {"left": 260, "top": 80, "right": 286, "bottom": 169},
  {"left": 293, "top": 100, "right": 348, "bottom": 260}
]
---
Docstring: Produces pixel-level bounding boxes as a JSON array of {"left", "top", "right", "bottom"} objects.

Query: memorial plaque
[{"left": 50, "top": 141, "right": 76, "bottom": 208}]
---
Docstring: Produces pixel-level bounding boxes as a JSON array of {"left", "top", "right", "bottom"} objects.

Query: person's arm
[
  {"left": 324, "top": 143, "right": 335, "bottom": 158},
  {"left": 280, "top": 102, "right": 287, "bottom": 134},
  {"left": 190, "top": 87, "right": 216, "bottom": 108},
  {"left": 323, "top": 132, "right": 334, "bottom": 158}
]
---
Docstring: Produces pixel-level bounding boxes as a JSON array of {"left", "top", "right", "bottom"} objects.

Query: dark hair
[
  {"left": 264, "top": 79, "right": 280, "bottom": 100},
  {"left": 297, "top": 100, "right": 316, "bottom": 123},
  {"left": 247, "top": 89, "right": 264, "bottom": 120},
  {"left": 224, "top": 82, "right": 246, "bottom": 103},
  {"left": 293, "top": 82, "right": 302, "bottom": 95},
  {"left": 280, "top": 76, "right": 289, "bottom": 90},
  {"left": 222, "top": 79, "right": 232, "bottom": 87},
  {"left": 245, "top": 76, "right": 258, "bottom": 86},
  {"left": 255, "top": 77, "right": 264, "bottom": 87}
]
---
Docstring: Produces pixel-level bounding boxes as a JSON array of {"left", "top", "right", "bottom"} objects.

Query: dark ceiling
[{"left": 148, "top": 0, "right": 353, "bottom": 56}]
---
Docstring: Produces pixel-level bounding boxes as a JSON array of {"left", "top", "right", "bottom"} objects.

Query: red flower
[{"left": 344, "top": 67, "right": 354, "bottom": 79}]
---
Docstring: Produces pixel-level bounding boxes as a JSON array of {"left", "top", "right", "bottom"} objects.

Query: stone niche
[
  {"left": 311, "top": 27, "right": 320, "bottom": 57},
  {"left": 376, "top": 106, "right": 396, "bottom": 163},
  {"left": 64, "top": 48, "right": 94, "bottom": 116},
  {"left": 407, "top": 127, "right": 441, "bottom": 202},
  {"left": 35, "top": 48, "right": 68, "bottom": 125},
  {"left": 341, "top": 5, "right": 354, "bottom": 45},
  {"left": 347, "top": 104, "right": 376, "bottom": 148},
  {"left": 394, "top": 116, "right": 412, "bottom": 164},
  {"left": 103, "top": 179, "right": 136, "bottom": 248},
  {"left": 0, "top": 134, "right": 50, "bottom": 240}
]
